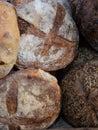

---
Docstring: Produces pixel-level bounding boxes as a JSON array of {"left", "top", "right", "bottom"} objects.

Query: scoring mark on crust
[
  {"left": 41, "top": 3, "right": 66, "bottom": 56},
  {"left": 6, "top": 80, "right": 18, "bottom": 115},
  {"left": 18, "top": 17, "right": 46, "bottom": 39}
]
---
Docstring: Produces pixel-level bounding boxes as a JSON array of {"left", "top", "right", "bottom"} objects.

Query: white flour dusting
[
  {"left": 58, "top": 11, "right": 78, "bottom": 42},
  {"left": 18, "top": 34, "right": 45, "bottom": 63},
  {"left": 16, "top": 0, "right": 56, "bottom": 34}
]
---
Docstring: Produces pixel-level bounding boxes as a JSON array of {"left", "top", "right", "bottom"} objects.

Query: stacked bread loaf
[
  {"left": 0, "top": 68, "right": 61, "bottom": 129},
  {"left": 0, "top": 0, "right": 98, "bottom": 129},
  {"left": 0, "top": 0, "right": 79, "bottom": 129}
]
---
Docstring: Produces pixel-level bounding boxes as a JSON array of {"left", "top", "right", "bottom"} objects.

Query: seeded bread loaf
[
  {"left": 0, "top": 68, "right": 61, "bottom": 130},
  {"left": 0, "top": 1, "right": 20, "bottom": 79},
  {"left": 61, "top": 59, "right": 98, "bottom": 127},
  {"left": 11, "top": 0, "right": 79, "bottom": 71}
]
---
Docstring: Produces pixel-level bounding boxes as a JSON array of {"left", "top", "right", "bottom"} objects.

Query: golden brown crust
[
  {"left": 0, "top": 68, "right": 61, "bottom": 129},
  {"left": 0, "top": 1, "right": 20, "bottom": 79}
]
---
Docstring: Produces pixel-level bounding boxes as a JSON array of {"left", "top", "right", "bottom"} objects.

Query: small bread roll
[
  {"left": 61, "top": 59, "right": 98, "bottom": 127},
  {"left": 12, "top": 0, "right": 78, "bottom": 71},
  {"left": 0, "top": 68, "right": 61, "bottom": 130},
  {"left": 0, "top": 1, "right": 20, "bottom": 79}
]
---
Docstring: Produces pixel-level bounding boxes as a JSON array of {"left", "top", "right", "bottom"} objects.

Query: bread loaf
[
  {"left": 12, "top": 0, "right": 79, "bottom": 71},
  {"left": 61, "top": 59, "right": 98, "bottom": 127},
  {"left": 69, "top": 0, "right": 98, "bottom": 51},
  {"left": 0, "top": 68, "right": 61, "bottom": 130},
  {"left": 0, "top": 1, "right": 20, "bottom": 79}
]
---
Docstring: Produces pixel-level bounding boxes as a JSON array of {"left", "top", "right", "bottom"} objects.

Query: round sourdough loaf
[
  {"left": 12, "top": 0, "right": 79, "bottom": 71},
  {"left": 0, "top": 1, "right": 20, "bottom": 79},
  {"left": 61, "top": 58, "right": 98, "bottom": 127},
  {"left": 0, "top": 68, "right": 61, "bottom": 130}
]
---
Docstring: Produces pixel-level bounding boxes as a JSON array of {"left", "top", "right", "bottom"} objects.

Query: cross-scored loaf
[
  {"left": 0, "top": 68, "right": 61, "bottom": 130},
  {"left": 12, "top": 0, "right": 79, "bottom": 71}
]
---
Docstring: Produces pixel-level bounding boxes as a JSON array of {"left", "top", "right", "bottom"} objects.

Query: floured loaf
[
  {"left": 12, "top": 0, "right": 79, "bottom": 71},
  {"left": 0, "top": 68, "right": 61, "bottom": 129}
]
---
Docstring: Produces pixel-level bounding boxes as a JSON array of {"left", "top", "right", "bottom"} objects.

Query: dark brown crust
[
  {"left": 75, "top": 0, "right": 98, "bottom": 50},
  {"left": 6, "top": 80, "right": 18, "bottom": 115},
  {"left": 69, "top": 0, "right": 78, "bottom": 16},
  {"left": 47, "top": 129, "right": 98, "bottom": 130},
  {"left": 8, "top": 125, "right": 20, "bottom": 130},
  {"left": 61, "top": 59, "right": 98, "bottom": 127}
]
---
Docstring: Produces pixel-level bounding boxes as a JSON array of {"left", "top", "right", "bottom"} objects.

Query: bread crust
[
  {"left": 61, "top": 59, "right": 98, "bottom": 127},
  {"left": 13, "top": 0, "right": 79, "bottom": 71},
  {"left": 69, "top": 0, "right": 98, "bottom": 51},
  {"left": 0, "top": 68, "right": 61, "bottom": 129},
  {"left": 0, "top": 1, "right": 20, "bottom": 79}
]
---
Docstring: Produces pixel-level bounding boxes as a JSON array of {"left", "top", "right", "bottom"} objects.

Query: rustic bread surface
[
  {"left": 61, "top": 59, "right": 98, "bottom": 127},
  {"left": 69, "top": 0, "right": 98, "bottom": 51},
  {"left": 0, "top": 68, "right": 61, "bottom": 129},
  {"left": 0, "top": 1, "right": 20, "bottom": 79},
  {"left": 12, "top": 0, "right": 79, "bottom": 71}
]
